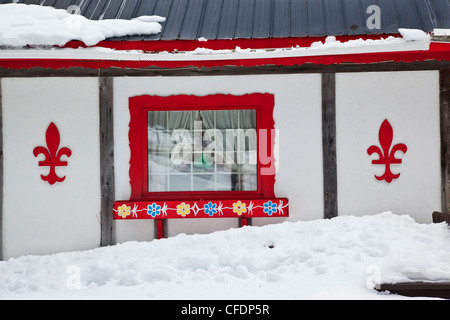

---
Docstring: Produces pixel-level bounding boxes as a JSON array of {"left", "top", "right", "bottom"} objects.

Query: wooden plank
[
  {"left": 376, "top": 282, "right": 450, "bottom": 299},
  {"left": 155, "top": 219, "right": 164, "bottom": 239},
  {"left": 1, "top": 61, "right": 450, "bottom": 78},
  {"left": 99, "top": 77, "right": 115, "bottom": 247},
  {"left": 239, "top": 217, "right": 252, "bottom": 227},
  {"left": 440, "top": 71, "right": 450, "bottom": 213},
  {"left": 0, "top": 79, "right": 2, "bottom": 261},
  {"left": 432, "top": 211, "right": 450, "bottom": 224},
  {"left": 113, "top": 199, "right": 289, "bottom": 220},
  {"left": 322, "top": 73, "right": 338, "bottom": 219}
]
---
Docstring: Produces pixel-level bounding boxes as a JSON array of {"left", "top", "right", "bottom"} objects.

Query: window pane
[
  {"left": 193, "top": 152, "right": 214, "bottom": 173},
  {"left": 148, "top": 108, "right": 258, "bottom": 192},
  {"left": 168, "top": 157, "right": 192, "bottom": 174},
  {"left": 149, "top": 153, "right": 170, "bottom": 174},
  {"left": 148, "top": 130, "right": 172, "bottom": 153},
  {"left": 168, "top": 111, "right": 192, "bottom": 130},
  {"left": 217, "top": 159, "right": 237, "bottom": 173},
  {"left": 240, "top": 110, "right": 256, "bottom": 129},
  {"left": 216, "top": 174, "right": 235, "bottom": 191},
  {"left": 241, "top": 163, "right": 257, "bottom": 173},
  {"left": 169, "top": 175, "right": 192, "bottom": 191},
  {"left": 148, "top": 111, "right": 167, "bottom": 130},
  {"left": 198, "top": 111, "right": 215, "bottom": 130},
  {"left": 216, "top": 110, "right": 239, "bottom": 129},
  {"left": 241, "top": 174, "right": 257, "bottom": 190},
  {"left": 149, "top": 174, "right": 168, "bottom": 192},
  {"left": 193, "top": 174, "right": 216, "bottom": 191}
]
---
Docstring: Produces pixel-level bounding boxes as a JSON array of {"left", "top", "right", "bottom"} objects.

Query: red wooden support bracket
[
  {"left": 240, "top": 217, "right": 249, "bottom": 227},
  {"left": 156, "top": 220, "right": 164, "bottom": 240}
]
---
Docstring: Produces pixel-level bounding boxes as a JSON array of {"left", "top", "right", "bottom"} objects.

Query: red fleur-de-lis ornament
[
  {"left": 33, "top": 123, "right": 72, "bottom": 185},
  {"left": 367, "top": 119, "right": 407, "bottom": 183}
]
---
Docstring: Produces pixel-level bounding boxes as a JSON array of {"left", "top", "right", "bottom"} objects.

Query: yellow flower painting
[{"left": 177, "top": 202, "right": 190, "bottom": 217}]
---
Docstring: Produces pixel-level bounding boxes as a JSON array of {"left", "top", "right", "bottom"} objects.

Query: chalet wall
[
  {"left": 1, "top": 78, "right": 101, "bottom": 259},
  {"left": 0, "top": 69, "right": 443, "bottom": 258},
  {"left": 113, "top": 74, "right": 324, "bottom": 243},
  {"left": 336, "top": 71, "right": 441, "bottom": 223}
]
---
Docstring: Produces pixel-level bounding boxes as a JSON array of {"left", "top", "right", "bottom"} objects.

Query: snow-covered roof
[
  {"left": 0, "top": 3, "right": 165, "bottom": 47},
  {"left": 0, "top": 1, "right": 449, "bottom": 70},
  {"left": 2, "top": 0, "right": 450, "bottom": 42}
]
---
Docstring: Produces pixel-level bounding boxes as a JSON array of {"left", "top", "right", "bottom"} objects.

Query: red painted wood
[
  {"left": 128, "top": 94, "right": 276, "bottom": 201},
  {"left": 156, "top": 220, "right": 164, "bottom": 239},
  {"left": 113, "top": 198, "right": 289, "bottom": 220},
  {"left": 33, "top": 122, "right": 72, "bottom": 185},
  {"left": 0, "top": 42, "right": 448, "bottom": 70}
]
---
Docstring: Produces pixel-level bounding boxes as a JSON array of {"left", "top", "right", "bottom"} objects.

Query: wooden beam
[
  {"left": 155, "top": 220, "right": 164, "bottom": 240},
  {"left": 376, "top": 282, "right": 450, "bottom": 299},
  {"left": 0, "top": 61, "right": 449, "bottom": 78},
  {"left": 440, "top": 71, "right": 450, "bottom": 213},
  {"left": 239, "top": 217, "right": 252, "bottom": 227},
  {"left": 322, "top": 73, "right": 338, "bottom": 219},
  {"left": 0, "top": 79, "right": 3, "bottom": 261},
  {"left": 432, "top": 211, "right": 450, "bottom": 224},
  {"left": 99, "top": 77, "right": 115, "bottom": 247}
]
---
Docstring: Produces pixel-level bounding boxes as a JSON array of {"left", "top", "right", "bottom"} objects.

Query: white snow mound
[
  {"left": 0, "top": 212, "right": 449, "bottom": 300},
  {"left": 0, "top": 3, "right": 165, "bottom": 47},
  {"left": 398, "top": 28, "right": 430, "bottom": 41}
]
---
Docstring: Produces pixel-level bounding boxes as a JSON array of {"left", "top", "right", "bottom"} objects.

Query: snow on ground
[
  {"left": 0, "top": 3, "right": 165, "bottom": 47},
  {"left": 0, "top": 212, "right": 449, "bottom": 300}
]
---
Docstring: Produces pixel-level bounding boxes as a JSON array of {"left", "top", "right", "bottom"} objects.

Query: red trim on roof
[
  {"left": 63, "top": 34, "right": 402, "bottom": 52},
  {"left": 0, "top": 42, "right": 449, "bottom": 70}
]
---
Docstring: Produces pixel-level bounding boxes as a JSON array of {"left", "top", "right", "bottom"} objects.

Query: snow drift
[
  {"left": 0, "top": 212, "right": 449, "bottom": 300},
  {"left": 0, "top": 3, "right": 165, "bottom": 47}
]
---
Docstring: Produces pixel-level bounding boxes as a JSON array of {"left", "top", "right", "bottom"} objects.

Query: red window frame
[{"left": 128, "top": 93, "right": 276, "bottom": 201}]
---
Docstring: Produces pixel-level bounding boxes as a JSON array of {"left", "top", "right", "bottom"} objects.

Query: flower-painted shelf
[{"left": 113, "top": 198, "right": 289, "bottom": 239}]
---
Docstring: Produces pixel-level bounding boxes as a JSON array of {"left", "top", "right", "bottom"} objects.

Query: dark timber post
[
  {"left": 99, "top": 77, "right": 115, "bottom": 246},
  {"left": 0, "top": 79, "right": 3, "bottom": 260},
  {"left": 440, "top": 71, "right": 450, "bottom": 213},
  {"left": 322, "top": 73, "right": 338, "bottom": 219}
]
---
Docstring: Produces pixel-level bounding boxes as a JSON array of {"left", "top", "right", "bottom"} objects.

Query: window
[
  {"left": 129, "top": 94, "right": 275, "bottom": 201},
  {"left": 148, "top": 109, "right": 258, "bottom": 192}
]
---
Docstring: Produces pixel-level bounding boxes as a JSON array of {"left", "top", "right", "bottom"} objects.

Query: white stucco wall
[
  {"left": 1, "top": 77, "right": 101, "bottom": 259},
  {"left": 336, "top": 71, "right": 441, "bottom": 223},
  {"left": 113, "top": 74, "right": 324, "bottom": 243},
  {"left": 0, "top": 71, "right": 439, "bottom": 257}
]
